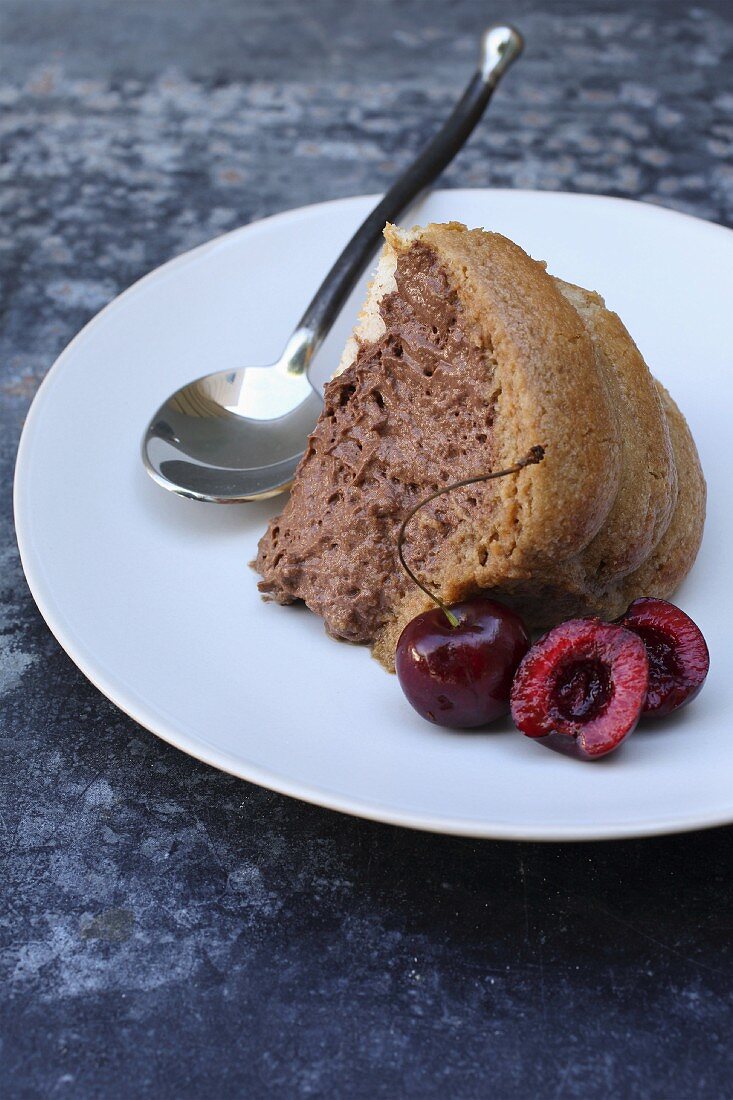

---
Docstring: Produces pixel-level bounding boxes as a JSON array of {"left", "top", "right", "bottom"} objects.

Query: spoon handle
[{"left": 291, "top": 24, "right": 523, "bottom": 370}]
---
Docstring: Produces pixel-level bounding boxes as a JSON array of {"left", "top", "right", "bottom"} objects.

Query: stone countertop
[{"left": 1, "top": 1, "right": 732, "bottom": 1096}]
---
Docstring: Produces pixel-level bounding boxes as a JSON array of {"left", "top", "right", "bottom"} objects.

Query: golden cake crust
[
  {"left": 622, "top": 382, "right": 706, "bottom": 600},
  {"left": 410, "top": 222, "right": 622, "bottom": 564}
]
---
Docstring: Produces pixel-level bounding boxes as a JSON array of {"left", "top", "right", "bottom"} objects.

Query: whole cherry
[
  {"left": 396, "top": 597, "right": 531, "bottom": 728},
  {"left": 394, "top": 447, "right": 544, "bottom": 730}
]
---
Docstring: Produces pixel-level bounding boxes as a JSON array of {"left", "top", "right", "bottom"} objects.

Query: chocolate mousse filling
[{"left": 255, "top": 242, "right": 500, "bottom": 644}]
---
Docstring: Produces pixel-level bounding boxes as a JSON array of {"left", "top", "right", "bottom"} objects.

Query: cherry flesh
[
  {"left": 618, "top": 597, "right": 709, "bottom": 717},
  {"left": 395, "top": 598, "right": 531, "bottom": 729},
  {"left": 510, "top": 619, "right": 649, "bottom": 759}
]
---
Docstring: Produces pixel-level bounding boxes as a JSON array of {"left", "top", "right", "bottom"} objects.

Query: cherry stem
[{"left": 397, "top": 445, "right": 545, "bottom": 628}]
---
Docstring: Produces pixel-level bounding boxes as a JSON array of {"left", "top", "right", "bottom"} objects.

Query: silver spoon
[{"left": 142, "top": 24, "right": 523, "bottom": 503}]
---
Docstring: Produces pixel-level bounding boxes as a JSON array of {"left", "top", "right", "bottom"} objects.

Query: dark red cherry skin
[
  {"left": 617, "top": 598, "right": 709, "bottom": 717},
  {"left": 395, "top": 598, "right": 531, "bottom": 729},
  {"left": 510, "top": 619, "right": 649, "bottom": 760}
]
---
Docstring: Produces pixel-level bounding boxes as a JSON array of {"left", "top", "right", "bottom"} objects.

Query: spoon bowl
[{"left": 143, "top": 331, "right": 322, "bottom": 501}]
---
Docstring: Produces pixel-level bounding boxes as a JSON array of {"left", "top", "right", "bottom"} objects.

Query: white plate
[{"left": 14, "top": 190, "right": 733, "bottom": 840}]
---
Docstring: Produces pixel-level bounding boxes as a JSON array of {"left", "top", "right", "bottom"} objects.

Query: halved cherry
[
  {"left": 618, "top": 598, "right": 709, "bottom": 717},
  {"left": 510, "top": 619, "right": 648, "bottom": 759}
]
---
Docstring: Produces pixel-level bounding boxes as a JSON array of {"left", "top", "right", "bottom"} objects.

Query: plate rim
[{"left": 13, "top": 188, "right": 733, "bottom": 842}]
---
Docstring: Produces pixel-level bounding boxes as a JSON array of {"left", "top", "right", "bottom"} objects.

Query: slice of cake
[{"left": 255, "top": 222, "right": 705, "bottom": 670}]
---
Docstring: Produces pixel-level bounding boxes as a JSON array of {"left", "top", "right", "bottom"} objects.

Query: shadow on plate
[{"left": 134, "top": 464, "right": 284, "bottom": 541}]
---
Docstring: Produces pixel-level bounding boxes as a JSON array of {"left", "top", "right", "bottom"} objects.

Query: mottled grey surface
[{"left": 1, "top": 1, "right": 733, "bottom": 1096}]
